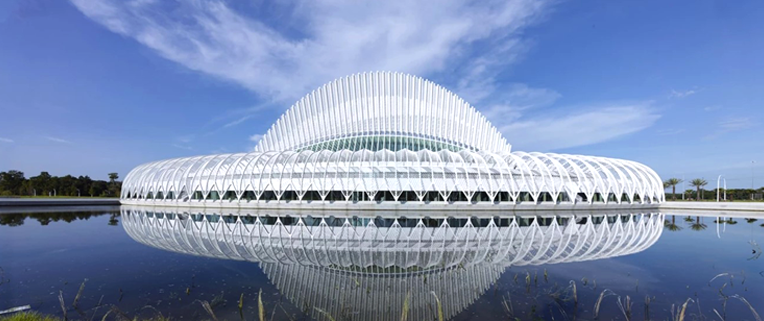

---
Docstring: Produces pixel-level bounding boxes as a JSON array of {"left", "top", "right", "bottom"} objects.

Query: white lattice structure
[
  {"left": 255, "top": 72, "right": 510, "bottom": 153},
  {"left": 121, "top": 72, "right": 664, "bottom": 207},
  {"left": 121, "top": 207, "right": 664, "bottom": 321}
]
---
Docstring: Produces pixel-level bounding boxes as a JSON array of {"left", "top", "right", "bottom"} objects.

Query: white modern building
[{"left": 121, "top": 72, "right": 664, "bottom": 207}]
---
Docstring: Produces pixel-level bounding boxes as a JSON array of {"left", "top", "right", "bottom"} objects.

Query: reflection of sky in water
[{"left": 0, "top": 208, "right": 762, "bottom": 320}]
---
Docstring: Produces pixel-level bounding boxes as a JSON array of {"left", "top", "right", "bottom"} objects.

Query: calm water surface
[{"left": 1, "top": 206, "right": 762, "bottom": 320}]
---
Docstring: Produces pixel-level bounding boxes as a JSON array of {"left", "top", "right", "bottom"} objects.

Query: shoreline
[
  {"left": 0, "top": 198, "right": 120, "bottom": 207},
  {"left": 1, "top": 198, "right": 762, "bottom": 214}
]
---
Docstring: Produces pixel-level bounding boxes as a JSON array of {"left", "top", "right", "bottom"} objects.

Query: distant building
[{"left": 121, "top": 72, "right": 664, "bottom": 207}]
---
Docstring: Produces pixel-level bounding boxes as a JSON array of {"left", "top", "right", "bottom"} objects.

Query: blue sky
[{"left": 0, "top": 0, "right": 762, "bottom": 189}]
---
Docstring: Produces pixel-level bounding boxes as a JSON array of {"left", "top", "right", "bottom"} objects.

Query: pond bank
[
  {"left": 660, "top": 201, "right": 764, "bottom": 214},
  {"left": 0, "top": 198, "right": 120, "bottom": 207},
  {"left": 2, "top": 199, "right": 762, "bottom": 215}
]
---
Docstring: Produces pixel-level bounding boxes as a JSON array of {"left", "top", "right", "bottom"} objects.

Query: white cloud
[
  {"left": 176, "top": 135, "right": 193, "bottom": 144},
  {"left": 172, "top": 144, "right": 194, "bottom": 151},
  {"left": 249, "top": 134, "right": 264, "bottom": 143},
  {"left": 669, "top": 89, "right": 696, "bottom": 99},
  {"left": 480, "top": 83, "right": 562, "bottom": 122},
  {"left": 703, "top": 117, "right": 754, "bottom": 140},
  {"left": 69, "top": 0, "right": 550, "bottom": 104},
  {"left": 248, "top": 134, "right": 264, "bottom": 151},
  {"left": 44, "top": 136, "right": 72, "bottom": 144},
  {"left": 656, "top": 128, "right": 684, "bottom": 136},
  {"left": 70, "top": 0, "right": 660, "bottom": 151},
  {"left": 497, "top": 104, "right": 660, "bottom": 151},
  {"left": 0, "top": 137, "right": 13, "bottom": 143},
  {"left": 719, "top": 117, "right": 753, "bottom": 132}
]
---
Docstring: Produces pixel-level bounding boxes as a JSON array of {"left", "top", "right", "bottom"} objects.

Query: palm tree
[
  {"left": 690, "top": 178, "right": 708, "bottom": 201},
  {"left": 108, "top": 172, "right": 119, "bottom": 197},
  {"left": 664, "top": 178, "right": 683, "bottom": 201},
  {"left": 690, "top": 216, "right": 707, "bottom": 231},
  {"left": 664, "top": 215, "right": 682, "bottom": 231}
]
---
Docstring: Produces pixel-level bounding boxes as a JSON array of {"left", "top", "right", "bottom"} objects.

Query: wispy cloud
[
  {"left": 0, "top": 137, "right": 13, "bottom": 143},
  {"left": 498, "top": 103, "right": 661, "bottom": 151},
  {"left": 703, "top": 105, "right": 721, "bottom": 112},
  {"left": 719, "top": 117, "right": 754, "bottom": 132},
  {"left": 248, "top": 134, "right": 264, "bottom": 151},
  {"left": 480, "top": 83, "right": 561, "bottom": 122},
  {"left": 223, "top": 115, "right": 254, "bottom": 129},
  {"left": 669, "top": 89, "right": 696, "bottom": 99},
  {"left": 657, "top": 128, "right": 684, "bottom": 135},
  {"left": 176, "top": 135, "right": 193, "bottom": 144},
  {"left": 70, "top": 0, "right": 659, "bottom": 150},
  {"left": 44, "top": 136, "right": 72, "bottom": 144},
  {"left": 172, "top": 144, "right": 194, "bottom": 151},
  {"left": 249, "top": 134, "right": 264, "bottom": 142},
  {"left": 202, "top": 104, "right": 272, "bottom": 133},
  {"left": 172, "top": 135, "right": 195, "bottom": 151},
  {"left": 69, "top": 0, "right": 550, "bottom": 105},
  {"left": 705, "top": 117, "right": 755, "bottom": 140}
]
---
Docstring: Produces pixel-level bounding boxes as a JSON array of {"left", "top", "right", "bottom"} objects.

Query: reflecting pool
[{"left": 1, "top": 206, "right": 762, "bottom": 320}]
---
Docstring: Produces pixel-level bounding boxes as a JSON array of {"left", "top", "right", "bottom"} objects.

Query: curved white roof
[
  {"left": 120, "top": 149, "right": 665, "bottom": 205},
  {"left": 255, "top": 71, "right": 511, "bottom": 153}
]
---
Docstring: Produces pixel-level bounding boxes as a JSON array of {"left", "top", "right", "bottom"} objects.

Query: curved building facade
[{"left": 121, "top": 72, "right": 664, "bottom": 206}]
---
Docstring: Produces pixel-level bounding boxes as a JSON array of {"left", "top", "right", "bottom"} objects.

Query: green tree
[
  {"left": 89, "top": 180, "right": 108, "bottom": 197},
  {"left": 30, "top": 172, "right": 53, "bottom": 196},
  {"left": 76, "top": 175, "right": 93, "bottom": 197},
  {"left": 108, "top": 172, "right": 119, "bottom": 196},
  {"left": 0, "top": 170, "right": 26, "bottom": 195},
  {"left": 690, "top": 178, "right": 707, "bottom": 201},
  {"left": 663, "top": 178, "right": 683, "bottom": 201}
]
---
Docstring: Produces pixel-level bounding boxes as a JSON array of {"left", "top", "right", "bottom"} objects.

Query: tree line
[
  {"left": 663, "top": 177, "right": 764, "bottom": 201},
  {"left": 0, "top": 170, "right": 122, "bottom": 197}
]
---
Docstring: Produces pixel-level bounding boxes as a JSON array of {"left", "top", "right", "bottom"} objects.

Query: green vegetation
[
  {"left": 663, "top": 178, "right": 683, "bottom": 201},
  {"left": 2, "top": 269, "right": 761, "bottom": 321},
  {"left": 0, "top": 311, "right": 174, "bottom": 321},
  {"left": 663, "top": 177, "right": 764, "bottom": 201},
  {"left": 690, "top": 178, "right": 708, "bottom": 200},
  {"left": 0, "top": 170, "right": 121, "bottom": 197},
  {"left": 0, "top": 312, "right": 59, "bottom": 321}
]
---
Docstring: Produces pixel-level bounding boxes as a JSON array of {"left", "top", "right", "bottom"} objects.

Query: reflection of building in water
[
  {"left": 260, "top": 263, "right": 504, "bottom": 321},
  {"left": 122, "top": 207, "right": 664, "bottom": 320}
]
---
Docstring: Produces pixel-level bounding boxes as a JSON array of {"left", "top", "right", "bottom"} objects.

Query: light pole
[{"left": 752, "top": 161, "right": 756, "bottom": 200}]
